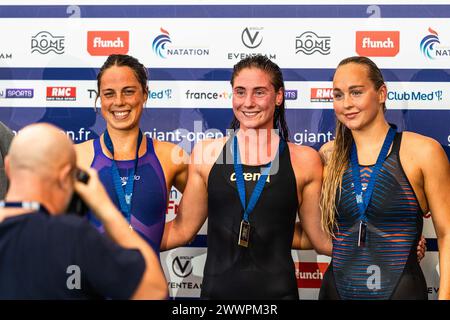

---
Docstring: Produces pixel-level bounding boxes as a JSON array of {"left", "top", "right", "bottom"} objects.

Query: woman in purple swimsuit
[{"left": 75, "top": 54, "right": 188, "bottom": 253}]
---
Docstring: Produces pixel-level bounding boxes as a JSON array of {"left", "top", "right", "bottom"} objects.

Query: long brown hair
[{"left": 320, "top": 56, "right": 386, "bottom": 237}]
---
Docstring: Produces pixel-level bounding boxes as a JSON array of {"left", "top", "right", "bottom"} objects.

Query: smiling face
[
  {"left": 332, "top": 62, "right": 387, "bottom": 132},
  {"left": 232, "top": 67, "right": 283, "bottom": 131},
  {"left": 99, "top": 65, "right": 148, "bottom": 132}
]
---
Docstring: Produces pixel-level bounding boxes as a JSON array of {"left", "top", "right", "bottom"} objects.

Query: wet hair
[
  {"left": 95, "top": 54, "right": 148, "bottom": 108},
  {"left": 320, "top": 56, "right": 387, "bottom": 237},
  {"left": 229, "top": 55, "right": 289, "bottom": 141}
]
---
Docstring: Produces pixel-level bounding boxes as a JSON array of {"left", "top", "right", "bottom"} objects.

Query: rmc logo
[
  {"left": 46, "top": 86, "right": 76, "bottom": 101},
  {"left": 172, "top": 256, "right": 193, "bottom": 278}
]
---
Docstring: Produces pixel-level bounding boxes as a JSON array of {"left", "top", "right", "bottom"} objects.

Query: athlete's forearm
[
  {"left": 292, "top": 222, "right": 304, "bottom": 249},
  {"left": 160, "top": 219, "right": 194, "bottom": 251},
  {"left": 292, "top": 222, "right": 332, "bottom": 255}
]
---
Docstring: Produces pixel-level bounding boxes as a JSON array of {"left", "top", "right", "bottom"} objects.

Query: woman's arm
[{"left": 420, "top": 139, "right": 450, "bottom": 299}]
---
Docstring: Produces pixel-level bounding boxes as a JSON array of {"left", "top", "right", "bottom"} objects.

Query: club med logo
[
  {"left": 295, "top": 32, "right": 331, "bottom": 55},
  {"left": 311, "top": 88, "right": 333, "bottom": 102},
  {"left": 172, "top": 256, "right": 193, "bottom": 278},
  {"left": 356, "top": 31, "right": 399, "bottom": 57},
  {"left": 295, "top": 262, "right": 329, "bottom": 288},
  {"left": 0, "top": 88, "right": 34, "bottom": 99},
  {"left": 31, "top": 31, "right": 65, "bottom": 55},
  {"left": 242, "top": 27, "right": 263, "bottom": 49},
  {"left": 149, "top": 89, "right": 173, "bottom": 100},
  {"left": 87, "top": 31, "right": 129, "bottom": 56},
  {"left": 388, "top": 90, "right": 443, "bottom": 101},
  {"left": 152, "top": 27, "right": 209, "bottom": 59},
  {"left": 46, "top": 87, "right": 76, "bottom": 101},
  {"left": 419, "top": 28, "right": 450, "bottom": 59}
]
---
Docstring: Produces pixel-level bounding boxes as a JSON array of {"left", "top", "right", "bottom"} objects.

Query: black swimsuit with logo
[{"left": 201, "top": 139, "right": 299, "bottom": 299}]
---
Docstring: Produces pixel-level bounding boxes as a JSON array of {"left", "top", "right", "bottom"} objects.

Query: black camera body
[{"left": 67, "top": 169, "right": 90, "bottom": 217}]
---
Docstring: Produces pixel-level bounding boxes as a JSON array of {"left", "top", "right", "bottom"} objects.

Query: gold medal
[{"left": 238, "top": 220, "right": 250, "bottom": 247}]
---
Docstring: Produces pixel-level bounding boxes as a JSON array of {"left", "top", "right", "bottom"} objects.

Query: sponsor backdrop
[{"left": 0, "top": 1, "right": 449, "bottom": 299}]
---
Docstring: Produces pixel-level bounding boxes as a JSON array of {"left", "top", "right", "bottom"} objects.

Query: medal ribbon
[
  {"left": 103, "top": 129, "right": 143, "bottom": 225},
  {"left": 350, "top": 126, "right": 396, "bottom": 222},
  {"left": 233, "top": 134, "right": 286, "bottom": 223}
]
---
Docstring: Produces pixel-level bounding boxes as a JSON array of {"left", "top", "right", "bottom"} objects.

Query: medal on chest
[
  {"left": 238, "top": 219, "right": 251, "bottom": 247},
  {"left": 233, "top": 135, "right": 286, "bottom": 248},
  {"left": 350, "top": 127, "right": 396, "bottom": 248}
]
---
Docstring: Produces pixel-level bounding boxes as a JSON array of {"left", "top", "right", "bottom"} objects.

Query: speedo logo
[
  {"left": 120, "top": 175, "right": 141, "bottom": 186},
  {"left": 230, "top": 172, "right": 270, "bottom": 183}
]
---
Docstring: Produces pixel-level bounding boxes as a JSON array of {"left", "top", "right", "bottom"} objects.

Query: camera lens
[{"left": 76, "top": 169, "right": 89, "bottom": 184}]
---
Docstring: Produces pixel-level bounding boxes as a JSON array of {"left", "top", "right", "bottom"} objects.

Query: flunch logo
[
  {"left": 46, "top": 86, "right": 76, "bottom": 101},
  {"left": 356, "top": 31, "right": 400, "bottom": 57},
  {"left": 310, "top": 88, "right": 333, "bottom": 102},
  {"left": 87, "top": 31, "right": 129, "bottom": 56},
  {"left": 295, "top": 262, "right": 329, "bottom": 288}
]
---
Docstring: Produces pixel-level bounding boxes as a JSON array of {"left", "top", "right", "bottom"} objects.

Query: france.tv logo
[
  {"left": 420, "top": 27, "right": 440, "bottom": 60},
  {"left": 152, "top": 28, "right": 171, "bottom": 58}
]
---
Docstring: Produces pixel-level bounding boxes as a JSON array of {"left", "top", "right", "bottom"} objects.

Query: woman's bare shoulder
[{"left": 74, "top": 139, "right": 95, "bottom": 169}]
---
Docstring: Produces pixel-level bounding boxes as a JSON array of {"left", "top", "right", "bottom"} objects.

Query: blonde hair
[{"left": 320, "top": 56, "right": 386, "bottom": 237}]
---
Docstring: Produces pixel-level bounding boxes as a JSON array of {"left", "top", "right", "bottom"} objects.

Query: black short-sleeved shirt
[{"left": 0, "top": 211, "right": 146, "bottom": 299}]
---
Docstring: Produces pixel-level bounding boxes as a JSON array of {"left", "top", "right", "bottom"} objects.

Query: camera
[
  {"left": 76, "top": 169, "right": 90, "bottom": 184},
  {"left": 67, "top": 168, "right": 90, "bottom": 217}
]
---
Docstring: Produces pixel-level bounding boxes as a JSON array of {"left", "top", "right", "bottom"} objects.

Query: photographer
[{"left": 0, "top": 123, "right": 168, "bottom": 299}]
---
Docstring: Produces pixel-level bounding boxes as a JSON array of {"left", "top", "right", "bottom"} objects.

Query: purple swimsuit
[{"left": 88, "top": 137, "right": 167, "bottom": 253}]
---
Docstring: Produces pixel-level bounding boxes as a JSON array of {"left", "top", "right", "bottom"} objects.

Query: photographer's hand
[
  {"left": 74, "top": 167, "right": 168, "bottom": 299},
  {"left": 74, "top": 168, "right": 118, "bottom": 222}
]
